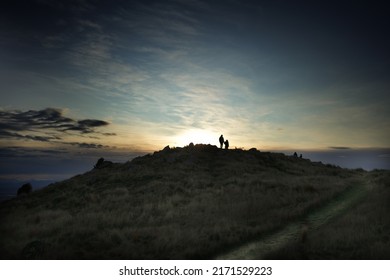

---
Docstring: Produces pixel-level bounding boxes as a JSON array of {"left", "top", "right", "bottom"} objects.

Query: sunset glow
[
  {"left": 175, "top": 129, "right": 218, "bottom": 147},
  {"left": 0, "top": 0, "right": 389, "bottom": 188}
]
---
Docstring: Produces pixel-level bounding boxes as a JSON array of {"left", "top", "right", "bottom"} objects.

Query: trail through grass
[{"left": 215, "top": 175, "right": 370, "bottom": 260}]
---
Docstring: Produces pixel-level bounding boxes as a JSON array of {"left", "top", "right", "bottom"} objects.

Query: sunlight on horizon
[{"left": 174, "top": 129, "right": 218, "bottom": 147}]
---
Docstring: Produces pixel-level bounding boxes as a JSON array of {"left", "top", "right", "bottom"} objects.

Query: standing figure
[
  {"left": 219, "top": 135, "right": 224, "bottom": 149},
  {"left": 224, "top": 139, "right": 229, "bottom": 149}
]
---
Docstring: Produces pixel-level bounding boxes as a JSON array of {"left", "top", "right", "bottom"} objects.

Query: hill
[{"left": 0, "top": 144, "right": 388, "bottom": 259}]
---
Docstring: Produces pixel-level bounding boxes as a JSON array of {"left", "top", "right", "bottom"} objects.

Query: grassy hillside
[
  {"left": 0, "top": 144, "right": 381, "bottom": 259},
  {"left": 265, "top": 170, "right": 390, "bottom": 259}
]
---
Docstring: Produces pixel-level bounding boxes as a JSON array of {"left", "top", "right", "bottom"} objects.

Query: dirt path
[{"left": 215, "top": 175, "right": 370, "bottom": 260}]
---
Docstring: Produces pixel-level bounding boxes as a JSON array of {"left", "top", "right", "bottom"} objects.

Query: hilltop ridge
[{"left": 0, "top": 144, "right": 376, "bottom": 259}]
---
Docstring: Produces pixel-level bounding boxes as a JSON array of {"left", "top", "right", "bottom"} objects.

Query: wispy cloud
[
  {"left": 0, "top": 108, "right": 109, "bottom": 134},
  {"left": 0, "top": 147, "right": 67, "bottom": 158},
  {"left": 126, "top": 1, "right": 202, "bottom": 37},
  {"left": 0, "top": 108, "right": 114, "bottom": 147},
  {"left": 2, "top": 0, "right": 389, "bottom": 153},
  {"left": 68, "top": 142, "right": 109, "bottom": 149},
  {"left": 378, "top": 154, "right": 390, "bottom": 158}
]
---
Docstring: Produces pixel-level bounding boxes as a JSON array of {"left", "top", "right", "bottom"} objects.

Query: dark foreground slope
[
  {"left": 0, "top": 144, "right": 383, "bottom": 259},
  {"left": 265, "top": 170, "right": 390, "bottom": 259}
]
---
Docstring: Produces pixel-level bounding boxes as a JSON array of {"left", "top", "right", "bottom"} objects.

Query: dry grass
[
  {"left": 0, "top": 144, "right": 364, "bottom": 259},
  {"left": 264, "top": 170, "right": 390, "bottom": 259}
]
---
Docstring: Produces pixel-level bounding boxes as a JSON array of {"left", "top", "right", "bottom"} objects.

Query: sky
[{"left": 0, "top": 0, "right": 389, "bottom": 190}]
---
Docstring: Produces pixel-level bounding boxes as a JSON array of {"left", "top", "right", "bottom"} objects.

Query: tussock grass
[
  {"left": 264, "top": 170, "right": 390, "bottom": 259},
  {"left": 0, "top": 144, "right": 364, "bottom": 259}
]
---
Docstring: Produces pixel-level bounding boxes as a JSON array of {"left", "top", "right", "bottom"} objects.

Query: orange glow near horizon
[{"left": 174, "top": 129, "right": 218, "bottom": 147}]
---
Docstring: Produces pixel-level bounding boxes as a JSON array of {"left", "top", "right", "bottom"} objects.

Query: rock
[
  {"left": 17, "top": 183, "right": 32, "bottom": 196},
  {"left": 163, "top": 145, "right": 171, "bottom": 152},
  {"left": 94, "top": 158, "right": 113, "bottom": 169},
  {"left": 94, "top": 157, "right": 105, "bottom": 168}
]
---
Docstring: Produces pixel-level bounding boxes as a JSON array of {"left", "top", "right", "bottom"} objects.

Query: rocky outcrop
[
  {"left": 94, "top": 157, "right": 113, "bottom": 169},
  {"left": 17, "top": 183, "right": 32, "bottom": 196}
]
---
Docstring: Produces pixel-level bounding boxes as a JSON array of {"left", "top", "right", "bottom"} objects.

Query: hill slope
[{"left": 0, "top": 144, "right": 383, "bottom": 259}]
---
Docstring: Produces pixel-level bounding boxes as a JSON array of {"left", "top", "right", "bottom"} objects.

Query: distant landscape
[
  {"left": 1, "top": 144, "right": 389, "bottom": 259},
  {"left": 1, "top": 147, "right": 388, "bottom": 202}
]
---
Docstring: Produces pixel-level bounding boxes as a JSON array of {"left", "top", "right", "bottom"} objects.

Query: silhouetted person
[
  {"left": 293, "top": 152, "right": 298, "bottom": 157},
  {"left": 300, "top": 154, "right": 302, "bottom": 158},
  {"left": 219, "top": 135, "right": 224, "bottom": 149},
  {"left": 224, "top": 139, "right": 229, "bottom": 149}
]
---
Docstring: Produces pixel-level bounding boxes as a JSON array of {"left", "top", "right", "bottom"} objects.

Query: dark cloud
[
  {"left": 1, "top": 108, "right": 69, "bottom": 131},
  {"left": 78, "top": 119, "right": 109, "bottom": 127},
  {"left": 0, "top": 107, "right": 115, "bottom": 143},
  {"left": 0, "top": 130, "right": 59, "bottom": 142},
  {"left": 68, "top": 142, "right": 109, "bottom": 149},
  {"left": 329, "top": 147, "right": 351, "bottom": 150},
  {"left": 64, "top": 119, "right": 110, "bottom": 133},
  {"left": 0, "top": 147, "right": 67, "bottom": 158}
]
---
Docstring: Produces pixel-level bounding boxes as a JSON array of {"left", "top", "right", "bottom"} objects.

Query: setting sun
[{"left": 175, "top": 129, "right": 217, "bottom": 147}]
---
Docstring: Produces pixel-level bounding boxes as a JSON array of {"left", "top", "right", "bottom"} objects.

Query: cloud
[
  {"left": 41, "top": 35, "right": 68, "bottom": 49},
  {"left": 0, "top": 147, "right": 67, "bottom": 158},
  {"left": 0, "top": 108, "right": 69, "bottom": 131},
  {"left": 64, "top": 119, "right": 109, "bottom": 133},
  {"left": 0, "top": 130, "right": 59, "bottom": 142},
  {"left": 0, "top": 108, "right": 114, "bottom": 144},
  {"left": 68, "top": 142, "right": 109, "bottom": 149},
  {"left": 130, "top": 1, "right": 201, "bottom": 37},
  {"left": 77, "top": 19, "right": 102, "bottom": 31},
  {"left": 378, "top": 154, "right": 390, "bottom": 158},
  {"left": 329, "top": 147, "right": 351, "bottom": 150}
]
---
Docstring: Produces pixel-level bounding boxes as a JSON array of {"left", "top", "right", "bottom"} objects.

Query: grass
[
  {"left": 264, "top": 170, "right": 390, "bottom": 259},
  {"left": 0, "top": 144, "right": 373, "bottom": 259}
]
